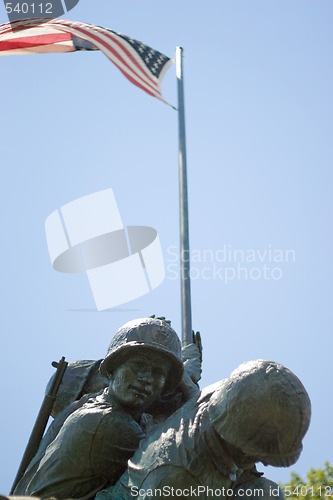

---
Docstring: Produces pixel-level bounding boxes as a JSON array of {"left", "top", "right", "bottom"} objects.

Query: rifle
[{"left": 10, "top": 356, "right": 68, "bottom": 494}]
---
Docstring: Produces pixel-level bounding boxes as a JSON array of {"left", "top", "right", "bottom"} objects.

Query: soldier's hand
[
  {"left": 182, "top": 331, "right": 203, "bottom": 385},
  {"left": 192, "top": 331, "right": 202, "bottom": 362},
  {"left": 149, "top": 314, "right": 171, "bottom": 325}
]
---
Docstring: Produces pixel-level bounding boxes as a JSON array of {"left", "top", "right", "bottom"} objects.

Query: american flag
[{"left": 0, "top": 18, "right": 173, "bottom": 103}]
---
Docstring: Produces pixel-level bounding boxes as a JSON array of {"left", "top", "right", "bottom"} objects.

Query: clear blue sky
[{"left": 1, "top": 0, "right": 332, "bottom": 493}]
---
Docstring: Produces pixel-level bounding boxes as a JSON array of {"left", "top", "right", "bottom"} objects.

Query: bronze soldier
[
  {"left": 98, "top": 360, "right": 311, "bottom": 500},
  {"left": 14, "top": 317, "right": 198, "bottom": 499}
]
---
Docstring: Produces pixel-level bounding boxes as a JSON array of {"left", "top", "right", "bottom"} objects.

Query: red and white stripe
[
  {"left": 0, "top": 18, "right": 173, "bottom": 103},
  {"left": 0, "top": 26, "right": 75, "bottom": 54}
]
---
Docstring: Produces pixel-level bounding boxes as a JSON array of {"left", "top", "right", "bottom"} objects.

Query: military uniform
[
  {"left": 13, "top": 318, "right": 188, "bottom": 500},
  {"left": 97, "top": 360, "right": 311, "bottom": 500},
  {"left": 100, "top": 382, "right": 246, "bottom": 499},
  {"left": 15, "top": 390, "right": 147, "bottom": 499}
]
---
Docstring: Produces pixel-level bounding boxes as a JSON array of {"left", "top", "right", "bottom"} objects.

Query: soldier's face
[{"left": 109, "top": 351, "right": 171, "bottom": 411}]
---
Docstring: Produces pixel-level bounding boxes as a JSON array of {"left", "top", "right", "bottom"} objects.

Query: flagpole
[{"left": 176, "top": 46, "right": 192, "bottom": 345}]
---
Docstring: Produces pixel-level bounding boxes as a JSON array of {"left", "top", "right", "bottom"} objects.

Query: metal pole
[{"left": 176, "top": 46, "right": 192, "bottom": 345}]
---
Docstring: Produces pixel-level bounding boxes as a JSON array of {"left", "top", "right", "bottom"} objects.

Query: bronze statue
[
  {"left": 11, "top": 321, "right": 311, "bottom": 500},
  {"left": 96, "top": 360, "right": 311, "bottom": 500},
  {"left": 47, "top": 321, "right": 202, "bottom": 420},
  {"left": 13, "top": 317, "right": 202, "bottom": 499}
]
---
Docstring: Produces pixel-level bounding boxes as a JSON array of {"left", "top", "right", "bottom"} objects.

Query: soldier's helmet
[
  {"left": 100, "top": 317, "right": 184, "bottom": 394},
  {"left": 209, "top": 359, "right": 311, "bottom": 467}
]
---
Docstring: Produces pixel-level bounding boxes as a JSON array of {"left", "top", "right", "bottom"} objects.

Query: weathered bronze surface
[
  {"left": 98, "top": 360, "right": 311, "bottom": 500},
  {"left": 13, "top": 318, "right": 200, "bottom": 499},
  {"left": 12, "top": 320, "right": 311, "bottom": 500}
]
